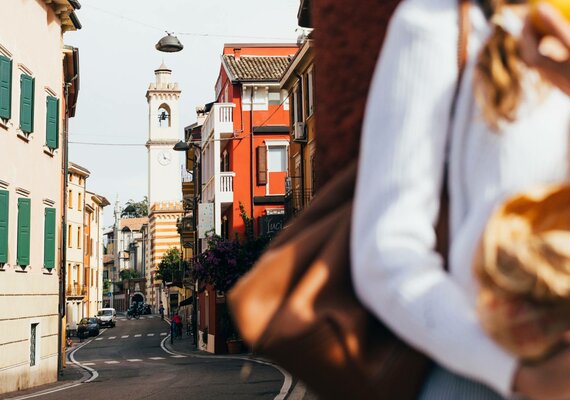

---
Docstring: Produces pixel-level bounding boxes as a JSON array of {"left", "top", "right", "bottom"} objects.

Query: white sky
[{"left": 65, "top": 0, "right": 301, "bottom": 228}]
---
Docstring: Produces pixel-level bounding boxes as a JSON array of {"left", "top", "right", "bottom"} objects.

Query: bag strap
[{"left": 435, "top": 0, "right": 470, "bottom": 268}]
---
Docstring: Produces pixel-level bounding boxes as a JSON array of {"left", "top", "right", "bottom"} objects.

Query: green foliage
[
  {"left": 122, "top": 197, "right": 149, "bottom": 218},
  {"left": 119, "top": 269, "right": 140, "bottom": 280},
  {"left": 156, "top": 247, "right": 185, "bottom": 283}
]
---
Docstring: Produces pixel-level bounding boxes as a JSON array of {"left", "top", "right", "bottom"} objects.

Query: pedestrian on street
[
  {"left": 159, "top": 303, "right": 164, "bottom": 320},
  {"left": 172, "top": 312, "right": 182, "bottom": 338},
  {"left": 351, "top": 0, "right": 570, "bottom": 399}
]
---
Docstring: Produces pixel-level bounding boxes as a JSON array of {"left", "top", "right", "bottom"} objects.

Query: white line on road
[
  {"left": 127, "top": 359, "right": 143, "bottom": 362},
  {"left": 108, "top": 336, "right": 116, "bottom": 339},
  {"left": 170, "top": 355, "right": 187, "bottom": 358},
  {"left": 95, "top": 338, "right": 103, "bottom": 341},
  {"left": 70, "top": 340, "right": 99, "bottom": 383},
  {"left": 134, "top": 334, "right": 142, "bottom": 337},
  {"left": 158, "top": 336, "right": 292, "bottom": 400},
  {"left": 148, "top": 357, "right": 165, "bottom": 360},
  {"left": 147, "top": 333, "right": 155, "bottom": 336},
  {"left": 82, "top": 362, "right": 96, "bottom": 366},
  {"left": 104, "top": 361, "right": 120, "bottom": 364},
  {"left": 160, "top": 332, "right": 167, "bottom": 336},
  {"left": 121, "top": 335, "right": 129, "bottom": 338}
]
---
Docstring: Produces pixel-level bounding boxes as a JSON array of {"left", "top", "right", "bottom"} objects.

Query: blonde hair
[{"left": 475, "top": 0, "right": 526, "bottom": 130}]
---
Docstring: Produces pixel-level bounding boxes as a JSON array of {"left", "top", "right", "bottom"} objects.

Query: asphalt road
[{"left": 18, "top": 315, "right": 288, "bottom": 400}]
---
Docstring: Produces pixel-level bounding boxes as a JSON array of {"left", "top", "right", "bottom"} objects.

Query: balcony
[
  {"left": 202, "top": 103, "right": 235, "bottom": 140},
  {"left": 284, "top": 177, "right": 314, "bottom": 221},
  {"left": 66, "top": 283, "right": 87, "bottom": 298},
  {"left": 203, "top": 171, "right": 235, "bottom": 205}
]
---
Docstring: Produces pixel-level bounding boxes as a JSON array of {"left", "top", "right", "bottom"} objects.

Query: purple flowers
[{"left": 191, "top": 234, "right": 269, "bottom": 293}]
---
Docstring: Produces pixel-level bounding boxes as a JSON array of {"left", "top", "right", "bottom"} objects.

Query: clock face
[{"left": 157, "top": 150, "right": 172, "bottom": 166}]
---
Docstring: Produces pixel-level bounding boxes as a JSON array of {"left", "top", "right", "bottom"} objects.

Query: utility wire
[
  {"left": 69, "top": 93, "right": 291, "bottom": 147},
  {"left": 84, "top": 3, "right": 295, "bottom": 41}
]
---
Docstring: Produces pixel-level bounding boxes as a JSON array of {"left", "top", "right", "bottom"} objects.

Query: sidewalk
[{"left": 161, "top": 317, "right": 317, "bottom": 400}]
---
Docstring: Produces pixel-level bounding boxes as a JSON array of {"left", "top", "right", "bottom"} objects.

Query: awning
[{"left": 179, "top": 297, "right": 193, "bottom": 307}]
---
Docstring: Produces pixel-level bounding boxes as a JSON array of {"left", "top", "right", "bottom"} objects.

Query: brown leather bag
[{"left": 228, "top": 1, "right": 470, "bottom": 398}]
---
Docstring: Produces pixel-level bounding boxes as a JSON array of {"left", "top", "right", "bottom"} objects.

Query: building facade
[
  {"left": 65, "top": 162, "right": 89, "bottom": 331},
  {"left": 280, "top": 37, "right": 316, "bottom": 221},
  {"left": 84, "top": 192, "right": 109, "bottom": 318},
  {"left": 195, "top": 43, "right": 298, "bottom": 353},
  {"left": 145, "top": 64, "right": 183, "bottom": 313},
  {"left": 0, "top": 0, "right": 80, "bottom": 393}
]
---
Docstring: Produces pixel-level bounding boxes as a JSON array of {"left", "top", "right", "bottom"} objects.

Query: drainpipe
[
  {"left": 58, "top": 75, "right": 75, "bottom": 376},
  {"left": 249, "top": 86, "right": 254, "bottom": 223}
]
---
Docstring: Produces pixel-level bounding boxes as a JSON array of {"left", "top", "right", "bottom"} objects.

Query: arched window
[{"left": 157, "top": 103, "right": 171, "bottom": 127}]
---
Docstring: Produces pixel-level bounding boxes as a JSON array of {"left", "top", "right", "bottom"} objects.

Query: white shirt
[{"left": 351, "top": 0, "right": 570, "bottom": 396}]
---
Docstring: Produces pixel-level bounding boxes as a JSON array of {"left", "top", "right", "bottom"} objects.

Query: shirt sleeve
[{"left": 350, "top": 0, "right": 518, "bottom": 396}]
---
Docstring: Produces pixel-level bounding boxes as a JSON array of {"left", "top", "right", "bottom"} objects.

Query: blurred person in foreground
[{"left": 351, "top": 0, "right": 570, "bottom": 399}]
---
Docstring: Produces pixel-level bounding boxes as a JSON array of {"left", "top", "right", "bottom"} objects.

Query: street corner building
[{"left": 0, "top": 0, "right": 81, "bottom": 394}]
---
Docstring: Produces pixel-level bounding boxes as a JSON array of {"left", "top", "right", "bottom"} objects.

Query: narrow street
[{"left": 4, "top": 315, "right": 288, "bottom": 400}]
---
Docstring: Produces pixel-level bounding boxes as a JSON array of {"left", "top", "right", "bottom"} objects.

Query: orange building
[{"left": 196, "top": 43, "right": 298, "bottom": 353}]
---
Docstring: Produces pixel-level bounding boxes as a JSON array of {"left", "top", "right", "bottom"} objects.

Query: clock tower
[
  {"left": 145, "top": 63, "right": 183, "bottom": 312},
  {"left": 146, "top": 62, "right": 181, "bottom": 205}
]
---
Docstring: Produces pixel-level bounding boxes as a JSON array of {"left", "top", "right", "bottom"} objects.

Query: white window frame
[{"left": 264, "top": 140, "right": 289, "bottom": 196}]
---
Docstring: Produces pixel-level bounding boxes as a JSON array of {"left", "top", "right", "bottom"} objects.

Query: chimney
[{"left": 234, "top": 48, "right": 241, "bottom": 60}]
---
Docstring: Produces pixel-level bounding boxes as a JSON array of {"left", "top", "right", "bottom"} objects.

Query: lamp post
[{"left": 173, "top": 139, "right": 201, "bottom": 347}]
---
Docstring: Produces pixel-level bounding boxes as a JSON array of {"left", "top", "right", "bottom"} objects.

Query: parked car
[
  {"left": 97, "top": 308, "right": 116, "bottom": 328},
  {"left": 77, "top": 317, "right": 100, "bottom": 338}
]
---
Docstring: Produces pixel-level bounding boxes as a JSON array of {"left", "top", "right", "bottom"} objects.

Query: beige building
[
  {"left": 84, "top": 192, "right": 109, "bottom": 318},
  {"left": 0, "top": 0, "right": 81, "bottom": 394},
  {"left": 66, "top": 163, "right": 89, "bottom": 330}
]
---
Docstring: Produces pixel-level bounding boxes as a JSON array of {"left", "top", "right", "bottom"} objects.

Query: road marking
[
  {"left": 147, "top": 333, "right": 155, "bottom": 337},
  {"left": 127, "top": 359, "right": 143, "bottom": 362},
  {"left": 121, "top": 335, "right": 129, "bottom": 338},
  {"left": 158, "top": 335, "right": 292, "bottom": 400},
  {"left": 82, "top": 362, "right": 96, "bottom": 366},
  {"left": 160, "top": 332, "right": 167, "bottom": 336},
  {"left": 171, "top": 355, "right": 186, "bottom": 358},
  {"left": 148, "top": 357, "right": 164, "bottom": 360},
  {"left": 104, "top": 361, "right": 120, "bottom": 364},
  {"left": 95, "top": 338, "right": 103, "bottom": 341},
  {"left": 70, "top": 340, "right": 99, "bottom": 383},
  {"left": 108, "top": 336, "right": 116, "bottom": 339},
  {"left": 134, "top": 334, "right": 142, "bottom": 337}
]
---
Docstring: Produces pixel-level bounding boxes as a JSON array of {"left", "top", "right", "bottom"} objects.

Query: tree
[
  {"left": 122, "top": 197, "right": 148, "bottom": 218},
  {"left": 156, "top": 247, "right": 184, "bottom": 284},
  {"left": 119, "top": 269, "right": 140, "bottom": 280}
]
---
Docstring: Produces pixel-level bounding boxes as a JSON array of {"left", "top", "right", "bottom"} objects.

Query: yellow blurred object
[
  {"left": 529, "top": 0, "right": 570, "bottom": 33},
  {"left": 474, "top": 183, "right": 570, "bottom": 360}
]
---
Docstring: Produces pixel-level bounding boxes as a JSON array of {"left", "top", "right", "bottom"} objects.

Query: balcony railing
[
  {"left": 284, "top": 177, "right": 314, "bottom": 221},
  {"left": 203, "top": 172, "right": 235, "bottom": 204},
  {"left": 202, "top": 103, "right": 235, "bottom": 139},
  {"left": 181, "top": 166, "right": 193, "bottom": 183},
  {"left": 66, "top": 283, "right": 87, "bottom": 297}
]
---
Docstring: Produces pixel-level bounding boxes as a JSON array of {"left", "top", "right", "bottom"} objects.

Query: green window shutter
[
  {"left": 43, "top": 208, "right": 56, "bottom": 270},
  {"left": 0, "top": 55, "right": 12, "bottom": 120},
  {"left": 17, "top": 198, "right": 31, "bottom": 266},
  {"left": 20, "top": 74, "right": 34, "bottom": 133},
  {"left": 46, "top": 96, "right": 59, "bottom": 149},
  {"left": 0, "top": 190, "right": 9, "bottom": 264}
]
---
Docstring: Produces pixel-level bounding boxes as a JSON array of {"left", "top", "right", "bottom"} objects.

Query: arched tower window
[{"left": 157, "top": 103, "right": 171, "bottom": 127}]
